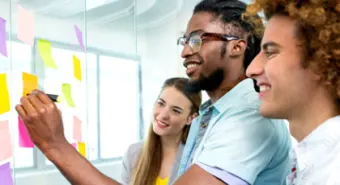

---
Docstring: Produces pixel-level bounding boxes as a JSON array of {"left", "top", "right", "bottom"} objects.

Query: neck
[
  {"left": 160, "top": 134, "right": 181, "bottom": 154},
  {"left": 288, "top": 88, "right": 340, "bottom": 142},
  {"left": 207, "top": 72, "right": 246, "bottom": 103}
]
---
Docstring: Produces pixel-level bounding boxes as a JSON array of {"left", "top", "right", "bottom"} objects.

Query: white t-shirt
[{"left": 287, "top": 116, "right": 340, "bottom": 185}]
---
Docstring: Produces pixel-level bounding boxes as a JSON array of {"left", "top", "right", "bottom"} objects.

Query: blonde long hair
[{"left": 130, "top": 77, "right": 201, "bottom": 185}]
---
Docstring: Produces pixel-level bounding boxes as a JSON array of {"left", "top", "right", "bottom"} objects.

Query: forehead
[
  {"left": 263, "top": 15, "right": 299, "bottom": 48},
  {"left": 159, "top": 87, "right": 191, "bottom": 108},
  {"left": 185, "top": 12, "right": 224, "bottom": 35}
]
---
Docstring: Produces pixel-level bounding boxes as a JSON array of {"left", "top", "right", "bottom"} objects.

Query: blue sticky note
[{"left": 0, "top": 163, "right": 13, "bottom": 185}]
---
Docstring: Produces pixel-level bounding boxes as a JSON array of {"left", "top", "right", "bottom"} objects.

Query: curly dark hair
[{"left": 244, "top": 0, "right": 340, "bottom": 103}]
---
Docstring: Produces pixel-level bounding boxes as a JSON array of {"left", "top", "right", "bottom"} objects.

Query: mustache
[{"left": 184, "top": 53, "right": 205, "bottom": 64}]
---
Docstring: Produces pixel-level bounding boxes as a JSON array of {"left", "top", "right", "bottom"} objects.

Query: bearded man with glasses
[{"left": 173, "top": 0, "right": 292, "bottom": 185}]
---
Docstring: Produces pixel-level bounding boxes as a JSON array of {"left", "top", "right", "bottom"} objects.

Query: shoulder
[
  {"left": 123, "top": 141, "right": 144, "bottom": 168},
  {"left": 125, "top": 141, "right": 143, "bottom": 159},
  {"left": 211, "top": 104, "right": 291, "bottom": 154}
]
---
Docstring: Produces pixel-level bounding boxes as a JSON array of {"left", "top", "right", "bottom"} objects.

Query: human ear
[
  {"left": 186, "top": 112, "right": 198, "bottom": 125},
  {"left": 229, "top": 39, "right": 247, "bottom": 57}
]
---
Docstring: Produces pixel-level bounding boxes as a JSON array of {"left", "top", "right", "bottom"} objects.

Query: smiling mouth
[
  {"left": 156, "top": 119, "right": 170, "bottom": 129},
  {"left": 186, "top": 63, "right": 200, "bottom": 69},
  {"left": 259, "top": 85, "right": 271, "bottom": 92},
  {"left": 184, "top": 62, "right": 201, "bottom": 76}
]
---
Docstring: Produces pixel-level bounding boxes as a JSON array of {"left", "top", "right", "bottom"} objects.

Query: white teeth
[
  {"left": 187, "top": 64, "right": 199, "bottom": 69},
  {"left": 259, "top": 85, "right": 271, "bottom": 92}
]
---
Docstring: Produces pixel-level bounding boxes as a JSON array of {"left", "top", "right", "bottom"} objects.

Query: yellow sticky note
[
  {"left": 78, "top": 142, "right": 86, "bottom": 157},
  {"left": 0, "top": 74, "right": 10, "bottom": 115},
  {"left": 22, "top": 72, "right": 38, "bottom": 97},
  {"left": 38, "top": 39, "right": 57, "bottom": 69},
  {"left": 73, "top": 55, "right": 82, "bottom": 81},
  {"left": 62, "top": 83, "right": 76, "bottom": 108}
]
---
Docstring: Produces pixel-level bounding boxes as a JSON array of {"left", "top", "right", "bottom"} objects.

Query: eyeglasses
[{"left": 177, "top": 31, "right": 241, "bottom": 54}]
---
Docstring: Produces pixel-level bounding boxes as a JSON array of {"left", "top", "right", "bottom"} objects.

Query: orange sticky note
[
  {"left": 0, "top": 74, "right": 10, "bottom": 115},
  {"left": 73, "top": 116, "right": 82, "bottom": 141},
  {"left": 0, "top": 121, "right": 13, "bottom": 161},
  {"left": 22, "top": 72, "right": 38, "bottom": 97},
  {"left": 73, "top": 55, "right": 82, "bottom": 81},
  {"left": 78, "top": 142, "right": 86, "bottom": 157}
]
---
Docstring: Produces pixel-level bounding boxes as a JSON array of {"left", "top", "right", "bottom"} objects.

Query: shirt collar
[{"left": 200, "top": 78, "right": 257, "bottom": 114}]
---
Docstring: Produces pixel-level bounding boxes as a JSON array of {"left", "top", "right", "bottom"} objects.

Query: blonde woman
[{"left": 121, "top": 77, "right": 202, "bottom": 185}]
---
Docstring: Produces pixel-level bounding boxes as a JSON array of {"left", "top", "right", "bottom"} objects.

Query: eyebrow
[
  {"left": 159, "top": 98, "right": 184, "bottom": 111},
  {"left": 185, "top": 29, "right": 204, "bottom": 37},
  {"left": 262, "top": 41, "right": 281, "bottom": 50}
]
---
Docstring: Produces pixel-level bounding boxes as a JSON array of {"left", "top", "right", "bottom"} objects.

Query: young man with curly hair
[{"left": 245, "top": 0, "right": 340, "bottom": 184}]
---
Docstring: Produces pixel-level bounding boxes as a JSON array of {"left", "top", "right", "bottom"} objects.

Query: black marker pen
[{"left": 26, "top": 93, "right": 59, "bottom": 102}]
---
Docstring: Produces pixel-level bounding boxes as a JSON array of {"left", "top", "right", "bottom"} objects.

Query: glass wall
[{"left": 0, "top": 0, "right": 140, "bottom": 184}]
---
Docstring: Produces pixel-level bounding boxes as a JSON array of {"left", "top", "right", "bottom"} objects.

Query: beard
[{"left": 185, "top": 67, "right": 225, "bottom": 93}]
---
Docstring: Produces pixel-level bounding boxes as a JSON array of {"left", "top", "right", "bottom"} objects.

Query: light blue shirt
[{"left": 177, "top": 79, "right": 291, "bottom": 185}]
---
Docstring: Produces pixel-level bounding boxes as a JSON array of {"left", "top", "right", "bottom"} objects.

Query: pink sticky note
[
  {"left": 18, "top": 117, "right": 34, "bottom": 148},
  {"left": 0, "top": 17, "right": 8, "bottom": 57},
  {"left": 74, "top": 25, "right": 85, "bottom": 52},
  {"left": 0, "top": 163, "right": 14, "bottom": 185},
  {"left": 73, "top": 116, "right": 82, "bottom": 141},
  {"left": 71, "top": 143, "right": 77, "bottom": 149},
  {"left": 17, "top": 5, "right": 34, "bottom": 46},
  {"left": 0, "top": 121, "right": 12, "bottom": 161}
]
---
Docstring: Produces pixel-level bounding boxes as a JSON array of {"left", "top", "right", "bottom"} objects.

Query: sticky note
[
  {"left": 71, "top": 143, "right": 77, "bottom": 149},
  {"left": 56, "top": 95, "right": 62, "bottom": 103},
  {"left": 22, "top": 72, "right": 38, "bottom": 97},
  {"left": 0, "top": 74, "right": 10, "bottom": 115},
  {"left": 62, "top": 83, "right": 76, "bottom": 108},
  {"left": 78, "top": 142, "right": 86, "bottom": 157},
  {"left": 38, "top": 39, "right": 57, "bottom": 69},
  {"left": 73, "top": 116, "right": 82, "bottom": 141},
  {"left": 74, "top": 25, "right": 85, "bottom": 52},
  {"left": 0, "top": 163, "right": 14, "bottom": 185},
  {"left": 18, "top": 116, "right": 34, "bottom": 148},
  {"left": 0, "top": 121, "right": 12, "bottom": 161},
  {"left": 73, "top": 55, "right": 82, "bottom": 81},
  {"left": 0, "top": 17, "right": 8, "bottom": 57},
  {"left": 17, "top": 5, "right": 34, "bottom": 46}
]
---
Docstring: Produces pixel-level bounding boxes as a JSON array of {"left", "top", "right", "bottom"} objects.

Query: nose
[
  {"left": 246, "top": 53, "right": 265, "bottom": 79},
  {"left": 181, "top": 43, "right": 194, "bottom": 59},
  {"left": 157, "top": 107, "right": 170, "bottom": 121}
]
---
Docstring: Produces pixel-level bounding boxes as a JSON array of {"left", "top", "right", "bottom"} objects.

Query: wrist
[{"left": 43, "top": 140, "right": 72, "bottom": 162}]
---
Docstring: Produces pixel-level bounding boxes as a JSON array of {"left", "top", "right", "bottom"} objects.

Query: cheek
[
  {"left": 199, "top": 44, "right": 223, "bottom": 71},
  {"left": 169, "top": 117, "right": 187, "bottom": 130},
  {"left": 152, "top": 107, "right": 160, "bottom": 118}
]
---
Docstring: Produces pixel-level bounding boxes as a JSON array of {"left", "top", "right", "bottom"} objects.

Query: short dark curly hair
[
  {"left": 244, "top": 0, "right": 340, "bottom": 103},
  {"left": 194, "top": 0, "right": 264, "bottom": 70}
]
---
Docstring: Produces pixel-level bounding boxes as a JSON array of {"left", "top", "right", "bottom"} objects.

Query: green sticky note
[
  {"left": 62, "top": 83, "right": 76, "bottom": 108},
  {"left": 37, "top": 39, "right": 57, "bottom": 69}
]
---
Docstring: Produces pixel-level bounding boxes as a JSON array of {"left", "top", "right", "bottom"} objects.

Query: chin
[
  {"left": 152, "top": 124, "right": 165, "bottom": 136},
  {"left": 259, "top": 104, "right": 286, "bottom": 119}
]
